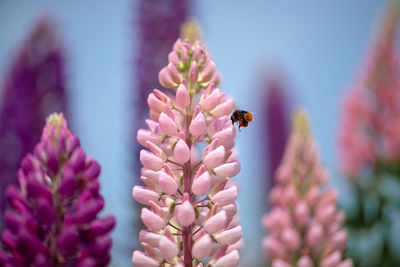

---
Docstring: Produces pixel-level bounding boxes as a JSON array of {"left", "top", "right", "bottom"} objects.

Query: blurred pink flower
[
  {"left": 263, "top": 111, "right": 352, "bottom": 267},
  {"left": 339, "top": 4, "right": 400, "bottom": 177},
  {"left": 132, "top": 38, "right": 240, "bottom": 267}
]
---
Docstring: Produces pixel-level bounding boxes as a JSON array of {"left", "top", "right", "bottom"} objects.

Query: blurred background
[{"left": 0, "top": 0, "right": 396, "bottom": 266}]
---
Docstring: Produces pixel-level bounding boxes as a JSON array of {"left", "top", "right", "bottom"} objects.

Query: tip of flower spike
[
  {"left": 46, "top": 113, "right": 64, "bottom": 126},
  {"left": 180, "top": 19, "right": 201, "bottom": 44},
  {"left": 291, "top": 109, "right": 310, "bottom": 137}
]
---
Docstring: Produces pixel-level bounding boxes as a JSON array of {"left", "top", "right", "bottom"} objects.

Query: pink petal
[
  {"left": 211, "top": 186, "right": 238, "bottom": 207},
  {"left": 140, "top": 150, "right": 163, "bottom": 171},
  {"left": 147, "top": 93, "right": 165, "bottom": 113},
  {"left": 294, "top": 201, "right": 309, "bottom": 226},
  {"left": 158, "top": 236, "right": 179, "bottom": 260},
  {"left": 200, "top": 88, "right": 221, "bottom": 111},
  {"left": 137, "top": 129, "right": 161, "bottom": 147},
  {"left": 191, "top": 171, "right": 211, "bottom": 196},
  {"left": 214, "top": 161, "right": 240, "bottom": 178},
  {"left": 189, "top": 112, "right": 206, "bottom": 136},
  {"left": 132, "top": 186, "right": 159, "bottom": 205},
  {"left": 192, "top": 234, "right": 212, "bottom": 260},
  {"left": 132, "top": 251, "right": 159, "bottom": 267},
  {"left": 167, "top": 62, "right": 181, "bottom": 84},
  {"left": 210, "top": 98, "right": 235, "bottom": 117},
  {"left": 173, "top": 139, "right": 191, "bottom": 163},
  {"left": 204, "top": 145, "right": 226, "bottom": 169},
  {"left": 159, "top": 113, "right": 177, "bottom": 135},
  {"left": 321, "top": 251, "right": 341, "bottom": 267},
  {"left": 306, "top": 222, "right": 324, "bottom": 246},
  {"left": 281, "top": 228, "right": 300, "bottom": 250},
  {"left": 176, "top": 83, "right": 190, "bottom": 108},
  {"left": 200, "top": 60, "right": 216, "bottom": 82},
  {"left": 214, "top": 250, "right": 239, "bottom": 267},
  {"left": 159, "top": 67, "right": 178, "bottom": 89},
  {"left": 189, "top": 60, "right": 199, "bottom": 83},
  {"left": 176, "top": 201, "right": 195, "bottom": 226},
  {"left": 204, "top": 211, "right": 227, "bottom": 234},
  {"left": 215, "top": 225, "right": 242, "bottom": 245},
  {"left": 298, "top": 255, "right": 313, "bottom": 267},
  {"left": 158, "top": 172, "right": 178, "bottom": 195},
  {"left": 139, "top": 230, "right": 161, "bottom": 246},
  {"left": 141, "top": 208, "right": 165, "bottom": 232}
]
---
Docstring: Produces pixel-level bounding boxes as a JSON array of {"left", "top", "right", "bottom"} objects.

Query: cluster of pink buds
[
  {"left": 262, "top": 111, "right": 352, "bottom": 267},
  {"left": 340, "top": 5, "right": 400, "bottom": 177},
  {"left": 132, "top": 38, "right": 242, "bottom": 267}
]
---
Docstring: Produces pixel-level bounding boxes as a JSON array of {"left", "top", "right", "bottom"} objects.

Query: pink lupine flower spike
[
  {"left": 133, "top": 39, "right": 242, "bottom": 267},
  {"left": 263, "top": 111, "right": 353, "bottom": 267}
]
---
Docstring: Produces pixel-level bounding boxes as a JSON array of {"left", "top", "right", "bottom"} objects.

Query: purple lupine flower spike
[
  {"left": 132, "top": 39, "right": 240, "bottom": 267},
  {"left": 0, "top": 18, "right": 68, "bottom": 229},
  {"left": 263, "top": 111, "right": 352, "bottom": 267},
  {"left": 0, "top": 113, "right": 115, "bottom": 266},
  {"left": 263, "top": 74, "right": 290, "bottom": 193}
]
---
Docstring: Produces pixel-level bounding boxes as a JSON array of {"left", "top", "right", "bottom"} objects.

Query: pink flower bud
[
  {"left": 305, "top": 185, "right": 319, "bottom": 207},
  {"left": 211, "top": 186, "right": 238, "bottom": 206},
  {"left": 321, "top": 251, "right": 341, "bottom": 267},
  {"left": 200, "top": 88, "right": 221, "bottom": 111},
  {"left": 210, "top": 98, "right": 235, "bottom": 117},
  {"left": 212, "top": 126, "right": 236, "bottom": 147},
  {"left": 139, "top": 230, "right": 160, "bottom": 247},
  {"left": 132, "top": 251, "right": 159, "bottom": 267},
  {"left": 140, "top": 150, "right": 163, "bottom": 171},
  {"left": 294, "top": 201, "right": 309, "bottom": 226},
  {"left": 159, "top": 113, "right": 177, "bottom": 135},
  {"left": 168, "top": 51, "right": 180, "bottom": 66},
  {"left": 281, "top": 228, "right": 300, "bottom": 250},
  {"left": 176, "top": 83, "right": 190, "bottom": 108},
  {"left": 306, "top": 222, "right": 324, "bottom": 246},
  {"left": 200, "top": 60, "right": 216, "bottom": 82},
  {"left": 338, "top": 259, "right": 354, "bottom": 267},
  {"left": 173, "top": 139, "right": 191, "bottom": 163},
  {"left": 272, "top": 259, "right": 291, "bottom": 267},
  {"left": 315, "top": 203, "right": 336, "bottom": 225},
  {"left": 189, "top": 112, "right": 206, "bottom": 136},
  {"left": 331, "top": 229, "right": 348, "bottom": 251},
  {"left": 192, "top": 171, "right": 211, "bottom": 196},
  {"left": 262, "top": 236, "right": 285, "bottom": 259},
  {"left": 147, "top": 93, "right": 166, "bottom": 113},
  {"left": 177, "top": 200, "right": 195, "bottom": 226},
  {"left": 204, "top": 146, "right": 226, "bottom": 169},
  {"left": 283, "top": 184, "right": 299, "bottom": 206},
  {"left": 222, "top": 204, "right": 237, "bottom": 221},
  {"left": 189, "top": 61, "right": 199, "bottom": 83},
  {"left": 214, "top": 225, "right": 242, "bottom": 245},
  {"left": 214, "top": 250, "right": 239, "bottom": 267},
  {"left": 204, "top": 211, "right": 227, "bottom": 234},
  {"left": 141, "top": 208, "right": 165, "bottom": 232},
  {"left": 214, "top": 161, "right": 240, "bottom": 178},
  {"left": 159, "top": 67, "right": 178, "bottom": 89},
  {"left": 137, "top": 129, "right": 161, "bottom": 147},
  {"left": 167, "top": 62, "right": 181, "bottom": 84},
  {"left": 192, "top": 234, "right": 212, "bottom": 260},
  {"left": 132, "top": 186, "right": 159, "bottom": 205},
  {"left": 298, "top": 255, "right": 313, "bottom": 267},
  {"left": 158, "top": 236, "right": 179, "bottom": 260},
  {"left": 158, "top": 172, "right": 178, "bottom": 195}
]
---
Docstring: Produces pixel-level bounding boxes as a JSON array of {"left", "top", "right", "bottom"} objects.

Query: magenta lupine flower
[
  {"left": 132, "top": 39, "right": 242, "bottom": 267},
  {"left": 0, "top": 114, "right": 115, "bottom": 266},
  {"left": 339, "top": 5, "right": 400, "bottom": 178},
  {"left": 263, "top": 111, "right": 352, "bottom": 267},
  {"left": 263, "top": 74, "right": 290, "bottom": 194},
  {"left": 0, "top": 19, "right": 68, "bottom": 229}
]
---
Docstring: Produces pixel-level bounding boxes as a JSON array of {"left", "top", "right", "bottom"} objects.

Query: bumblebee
[{"left": 231, "top": 109, "right": 254, "bottom": 130}]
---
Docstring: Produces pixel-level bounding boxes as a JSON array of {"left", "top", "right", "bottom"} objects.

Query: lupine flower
[
  {"left": 0, "top": 18, "right": 68, "bottom": 229},
  {"left": 340, "top": 3, "right": 400, "bottom": 178},
  {"left": 132, "top": 38, "right": 241, "bottom": 267},
  {"left": 339, "top": 3, "right": 400, "bottom": 266},
  {"left": 0, "top": 113, "right": 115, "bottom": 266},
  {"left": 263, "top": 111, "right": 352, "bottom": 267},
  {"left": 132, "top": 0, "right": 192, "bottom": 251},
  {"left": 263, "top": 74, "right": 290, "bottom": 194}
]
